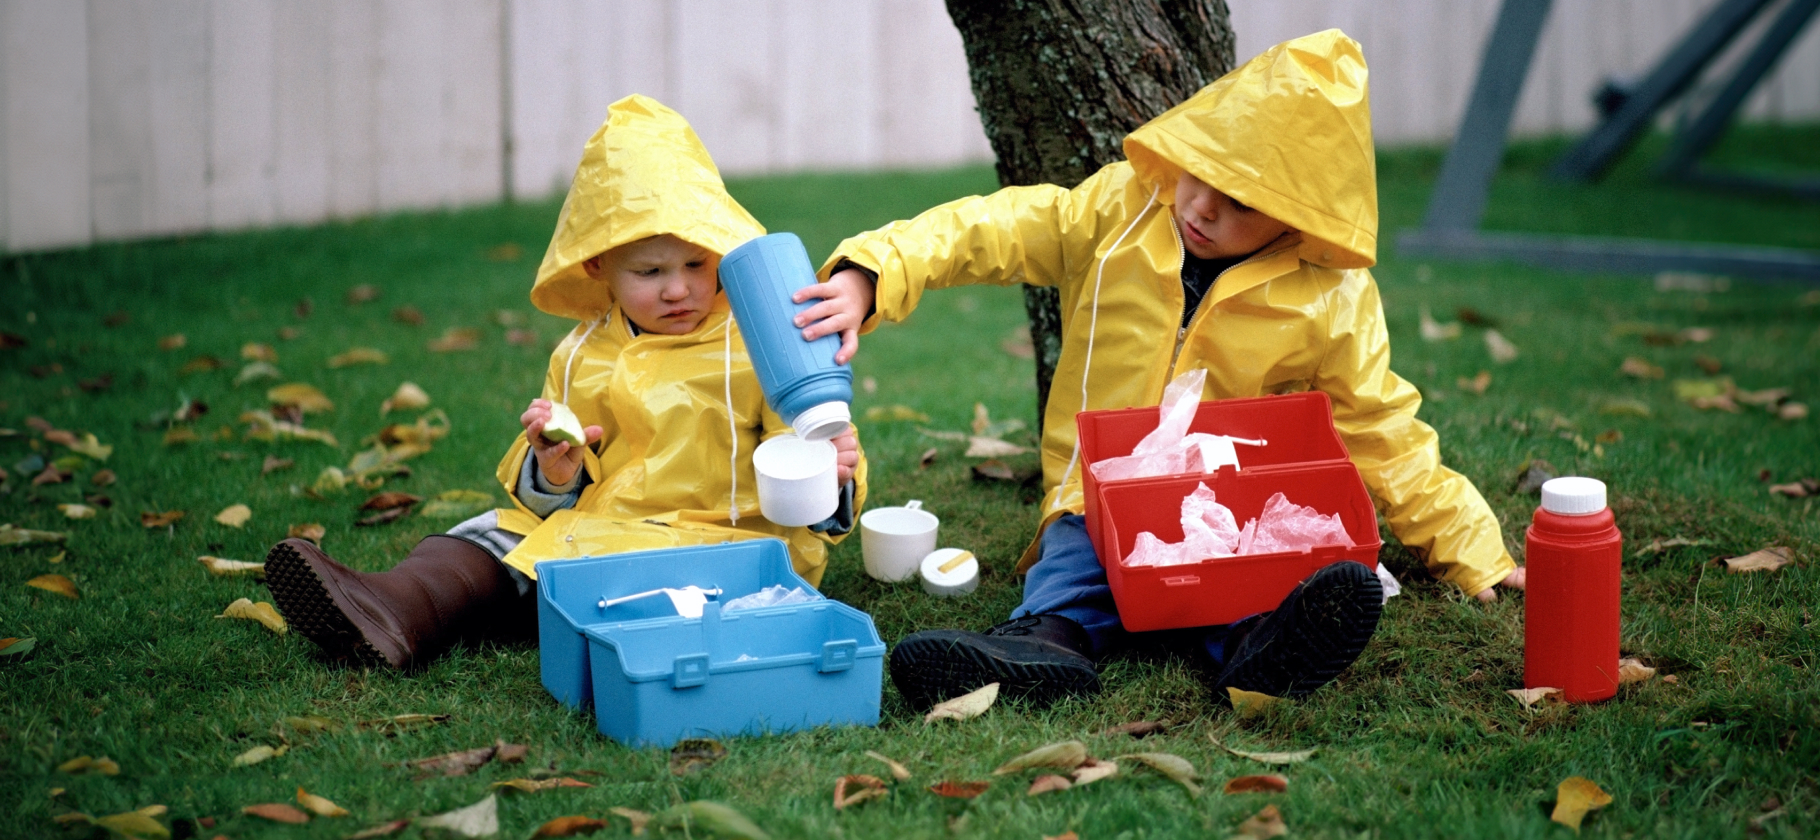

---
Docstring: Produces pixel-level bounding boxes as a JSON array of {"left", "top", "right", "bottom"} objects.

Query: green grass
[{"left": 3, "top": 124, "right": 1818, "bottom": 839}]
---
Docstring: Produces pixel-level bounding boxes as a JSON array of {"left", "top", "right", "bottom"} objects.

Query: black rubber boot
[
  {"left": 1209, "top": 561, "right": 1382, "bottom": 702},
  {"left": 888, "top": 614, "right": 1100, "bottom": 711}
]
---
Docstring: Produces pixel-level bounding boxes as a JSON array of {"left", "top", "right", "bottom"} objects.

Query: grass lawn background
[{"left": 2, "top": 124, "right": 1817, "bottom": 839}]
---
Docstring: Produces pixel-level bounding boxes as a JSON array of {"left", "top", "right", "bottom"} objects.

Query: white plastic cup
[
  {"left": 752, "top": 434, "right": 838, "bottom": 527},
  {"left": 860, "top": 500, "right": 939, "bottom": 582}
]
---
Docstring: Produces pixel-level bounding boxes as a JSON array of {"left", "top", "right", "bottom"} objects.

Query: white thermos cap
[{"left": 1540, "top": 476, "right": 1607, "bottom": 515}]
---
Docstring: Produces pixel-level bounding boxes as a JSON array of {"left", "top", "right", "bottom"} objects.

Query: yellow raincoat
[
  {"left": 494, "top": 95, "right": 865, "bottom": 586},
  {"left": 823, "top": 31, "right": 1512, "bottom": 595}
]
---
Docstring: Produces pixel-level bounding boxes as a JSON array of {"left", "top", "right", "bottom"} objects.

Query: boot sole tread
[
  {"left": 1218, "top": 564, "right": 1382, "bottom": 700},
  {"left": 890, "top": 632, "right": 1099, "bottom": 711},
  {"left": 265, "top": 542, "right": 385, "bottom": 665}
]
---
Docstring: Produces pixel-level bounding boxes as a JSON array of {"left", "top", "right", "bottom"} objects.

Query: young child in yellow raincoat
[
  {"left": 796, "top": 30, "right": 1520, "bottom": 710},
  {"left": 264, "top": 95, "right": 865, "bottom": 669}
]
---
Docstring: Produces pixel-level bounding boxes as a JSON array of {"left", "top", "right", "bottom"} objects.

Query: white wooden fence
[{"left": 3, "top": 0, "right": 1817, "bottom": 253}]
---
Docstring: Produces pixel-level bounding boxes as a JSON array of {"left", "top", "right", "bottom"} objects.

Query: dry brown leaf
[
  {"left": 346, "top": 284, "right": 381, "bottom": 304},
  {"left": 158, "top": 334, "right": 187, "bottom": 351},
  {"left": 533, "top": 815, "right": 608, "bottom": 838},
  {"left": 428, "top": 327, "right": 482, "bottom": 352},
  {"left": 1227, "top": 686, "right": 1280, "bottom": 714},
  {"left": 493, "top": 777, "right": 593, "bottom": 793},
  {"left": 217, "top": 598, "right": 287, "bottom": 634},
  {"left": 419, "top": 794, "right": 499, "bottom": 838},
  {"left": 1617, "top": 658, "right": 1657, "bottom": 685},
  {"left": 1070, "top": 758, "right": 1119, "bottom": 785},
  {"left": 1778, "top": 402, "right": 1809, "bottom": 420},
  {"left": 141, "top": 510, "right": 186, "bottom": 528},
  {"left": 361, "top": 492, "right": 421, "bottom": 511},
  {"left": 1027, "top": 774, "right": 1072, "bottom": 795},
  {"left": 1457, "top": 370, "right": 1492, "bottom": 394},
  {"left": 26, "top": 574, "right": 78, "bottom": 599},
  {"left": 864, "top": 750, "right": 911, "bottom": 781},
  {"left": 1232, "top": 804, "right": 1288, "bottom": 839},
  {"left": 408, "top": 745, "right": 498, "bottom": 777},
  {"left": 296, "top": 787, "right": 349, "bottom": 817},
  {"left": 92, "top": 468, "right": 117, "bottom": 486},
  {"left": 0, "top": 524, "right": 67, "bottom": 546},
  {"left": 608, "top": 807, "right": 651, "bottom": 835},
  {"left": 1508, "top": 686, "right": 1563, "bottom": 708},
  {"left": 214, "top": 503, "right": 252, "bottom": 528},
  {"left": 1550, "top": 776, "right": 1612, "bottom": 832},
  {"left": 198, "top": 556, "right": 264, "bottom": 577},
  {"left": 162, "top": 426, "right": 199, "bottom": 446},
  {"left": 241, "top": 342, "right": 278, "bottom": 362},
  {"left": 278, "top": 325, "right": 302, "bottom": 340},
  {"left": 381, "top": 382, "right": 431, "bottom": 415},
  {"left": 1224, "top": 774, "right": 1289, "bottom": 794},
  {"left": 328, "top": 347, "right": 389, "bottom": 368},
  {"left": 965, "top": 436, "right": 1028, "bottom": 458},
  {"left": 1043, "top": 833, "right": 1079, "bottom": 840},
  {"left": 33, "top": 464, "right": 71, "bottom": 484},
  {"left": 918, "top": 447, "right": 938, "bottom": 468},
  {"left": 346, "top": 819, "right": 413, "bottom": 839},
  {"left": 356, "top": 507, "right": 411, "bottom": 527},
  {"left": 392, "top": 305, "right": 425, "bottom": 326},
  {"left": 1768, "top": 480, "right": 1819, "bottom": 498},
  {"left": 57, "top": 755, "right": 121, "bottom": 775},
  {"left": 833, "top": 774, "right": 889, "bottom": 809},
  {"left": 669, "top": 738, "right": 728, "bottom": 776},
  {"left": 925, "top": 682, "right": 998, "bottom": 722},
  {"left": 268, "top": 382, "right": 335, "bottom": 413},
  {"left": 1210, "top": 739, "right": 1318, "bottom": 765},
  {"left": 1723, "top": 546, "right": 1792, "bottom": 573},
  {"left": 289, "top": 522, "right": 326, "bottom": 542},
  {"left": 180, "top": 355, "right": 226, "bottom": 374},
  {"left": 358, "top": 712, "right": 450, "bottom": 734},
  {"left": 1619, "top": 357, "right": 1664, "bottom": 379},
  {"left": 1117, "top": 752, "right": 1200, "bottom": 795},
  {"left": 929, "top": 780, "right": 989, "bottom": 799},
  {"left": 993, "top": 741, "right": 1088, "bottom": 775},
  {"left": 243, "top": 803, "right": 309, "bottom": 824}
]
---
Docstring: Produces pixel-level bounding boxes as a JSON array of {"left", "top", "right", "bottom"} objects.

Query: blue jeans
[{"left": 1013, "top": 515, "right": 1247, "bottom": 667}]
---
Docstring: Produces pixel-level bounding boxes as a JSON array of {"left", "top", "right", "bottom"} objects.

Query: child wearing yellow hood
[
  {"left": 263, "top": 96, "right": 866, "bottom": 669},
  {"left": 799, "top": 31, "right": 1519, "bottom": 710}
]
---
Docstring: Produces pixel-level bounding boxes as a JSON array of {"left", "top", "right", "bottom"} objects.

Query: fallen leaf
[
  {"left": 1117, "top": 752, "right": 1200, "bottom": 795},
  {"left": 1514, "top": 459, "right": 1556, "bottom": 494},
  {"left": 0, "top": 524, "right": 67, "bottom": 546},
  {"left": 296, "top": 787, "right": 349, "bottom": 817},
  {"left": 1723, "top": 546, "right": 1792, "bottom": 573},
  {"left": 965, "top": 436, "right": 1028, "bottom": 457},
  {"left": 650, "top": 801, "right": 768, "bottom": 840},
  {"left": 234, "top": 361, "right": 282, "bottom": 386},
  {"left": 356, "top": 507, "right": 411, "bottom": 527},
  {"left": 284, "top": 714, "right": 340, "bottom": 733},
  {"left": 1044, "top": 833, "right": 1079, "bottom": 840},
  {"left": 58, "top": 503, "right": 97, "bottom": 520},
  {"left": 268, "top": 382, "right": 334, "bottom": 413},
  {"left": 533, "top": 815, "right": 607, "bottom": 838},
  {"left": 93, "top": 806, "right": 171, "bottom": 839},
  {"left": 492, "top": 777, "right": 593, "bottom": 793},
  {"left": 418, "top": 489, "right": 496, "bottom": 519},
  {"left": 217, "top": 598, "right": 287, "bottom": 634},
  {"left": 289, "top": 522, "right": 326, "bottom": 542},
  {"left": 1735, "top": 387, "right": 1789, "bottom": 408},
  {"left": 408, "top": 745, "right": 498, "bottom": 777},
  {"left": 162, "top": 426, "right": 199, "bottom": 446},
  {"left": 864, "top": 750, "right": 911, "bottom": 781},
  {"left": 58, "top": 755, "right": 121, "bottom": 775},
  {"left": 861, "top": 376, "right": 877, "bottom": 393},
  {"left": 159, "top": 334, "right": 187, "bottom": 351},
  {"left": 346, "top": 284, "right": 381, "bottom": 304},
  {"left": 26, "top": 574, "right": 78, "bottom": 599},
  {"left": 1070, "top": 758, "right": 1119, "bottom": 785},
  {"left": 494, "top": 740, "right": 528, "bottom": 763},
  {"left": 1232, "top": 803, "right": 1288, "bottom": 839},
  {"left": 428, "top": 327, "right": 482, "bottom": 352},
  {"left": 49, "top": 550, "right": 69, "bottom": 562},
  {"left": 993, "top": 741, "right": 1088, "bottom": 775},
  {"left": 78, "top": 374, "right": 115, "bottom": 392},
  {"left": 381, "top": 382, "right": 431, "bottom": 415},
  {"left": 929, "top": 780, "right": 989, "bottom": 799},
  {"left": 278, "top": 325, "right": 301, "bottom": 340},
  {"left": 669, "top": 738, "right": 728, "bottom": 776},
  {"left": 419, "top": 794, "right": 499, "bottom": 838},
  {"left": 608, "top": 808, "right": 651, "bottom": 835},
  {"left": 347, "top": 818, "right": 414, "bottom": 839},
  {"left": 33, "top": 464, "right": 70, "bottom": 484},
  {"left": 359, "top": 713, "right": 449, "bottom": 734},
  {"left": 1419, "top": 306, "right": 1460, "bottom": 341},
  {"left": 243, "top": 802, "right": 310, "bottom": 824},
  {"left": 1780, "top": 402, "right": 1809, "bottom": 420},
  {"left": 1210, "top": 739, "right": 1317, "bottom": 765},
  {"left": 1631, "top": 537, "right": 1715, "bottom": 558},
  {"left": 361, "top": 491, "right": 421, "bottom": 511},
  {"left": 833, "top": 774, "right": 889, "bottom": 809},
  {"left": 1769, "top": 479, "right": 1819, "bottom": 498},
  {"left": 925, "top": 682, "right": 998, "bottom": 722},
  {"left": 505, "top": 328, "right": 540, "bottom": 346},
  {"left": 1226, "top": 686, "right": 1280, "bottom": 714},
  {"left": 1484, "top": 329, "right": 1519, "bottom": 363},
  {"left": 1618, "top": 658, "right": 1657, "bottom": 685},
  {"left": 295, "top": 298, "right": 314, "bottom": 318},
  {"left": 180, "top": 355, "right": 226, "bottom": 375},
  {"left": 140, "top": 509, "right": 187, "bottom": 529},
  {"left": 0, "top": 637, "right": 37, "bottom": 657},
  {"left": 1550, "top": 776, "right": 1612, "bottom": 832},
  {"left": 92, "top": 468, "right": 117, "bottom": 486},
  {"left": 917, "top": 426, "right": 967, "bottom": 442},
  {"left": 1224, "top": 774, "right": 1289, "bottom": 794},
  {"left": 328, "top": 347, "right": 389, "bottom": 368},
  {"left": 242, "top": 342, "right": 278, "bottom": 362},
  {"left": 1507, "top": 686, "right": 1563, "bottom": 708},
  {"left": 63, "top": 432, "right": 113, "bottom": 461},
  {"left": 1027, "top": 774, "right": 1072, "bottom": 795},
  {"left": 1619, "top": 357, "right": 1664, "bottom": 379},
  {"left": 232, "top": 743, "right": 288, "bottom": 766},
  {"left": 918, "top": 447, "right": 938, "bottom": 468},
  {"left": 1679, "top": 326, "right": 1714, "bottom": 343},
  {"left": 863, "top": 405, "right": 930, "bottom": 423},
  {"left": 215, "top": 503, "right": 252, "bottom": 528},
  {"left": 487, "top": 242, "right": 523, "bottom": 261},
  {"left": 1000, "top": 325, "right": 1035, "bottom": 358},
  {"left": 1595, "top": 428, "right": 1622, "bottom": 445},
  {"left": 1456, "top": 370, "right": 1491, "bottom": 395}
]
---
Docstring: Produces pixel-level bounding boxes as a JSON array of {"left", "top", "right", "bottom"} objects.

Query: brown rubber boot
[{"left": 263, "top": 535, "right": 520, "bottom": 669}]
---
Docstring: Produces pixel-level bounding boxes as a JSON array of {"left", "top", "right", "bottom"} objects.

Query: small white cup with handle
[
  {"left": 752, "top": 433, "right": 838, "bottom": 527},
  {"left": 860, "top": 500, "right": 939, "bottom": 582}
]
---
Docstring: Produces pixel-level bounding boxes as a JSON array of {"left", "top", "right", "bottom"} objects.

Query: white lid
[
  {"left": 919, "top": 548, "right": 979, "bottom": 596},
  {"left": 792, "top": 400, "right": 851, "bottom": 441},
  {"left": 1540, "top": 476, "right": 1607, "bottom": 515}
]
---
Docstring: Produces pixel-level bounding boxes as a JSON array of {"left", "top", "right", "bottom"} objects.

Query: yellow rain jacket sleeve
[
  {"left": 823, "top": 31, "right": 1511, "bottom": 595},
  {"left": 493, "top": 94, "right": 866, "bottom": 587}
]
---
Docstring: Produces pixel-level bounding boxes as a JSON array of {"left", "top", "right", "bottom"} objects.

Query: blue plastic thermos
[{"left": 719, "top": 232, "right": 853, "bottom": 441}]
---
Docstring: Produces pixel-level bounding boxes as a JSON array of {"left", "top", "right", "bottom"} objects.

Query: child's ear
[{"left": 581, "top": 255, "right": 605, "bottom": 278}]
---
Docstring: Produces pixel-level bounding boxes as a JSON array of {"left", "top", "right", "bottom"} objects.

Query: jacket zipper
[{"left": 1166, "top": 220, "right": 1258, "bottom": 382}]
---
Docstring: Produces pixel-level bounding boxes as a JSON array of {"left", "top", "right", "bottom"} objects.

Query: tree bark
[{"left": 943, "top": 0, "right": 1235, "bottom": 430}]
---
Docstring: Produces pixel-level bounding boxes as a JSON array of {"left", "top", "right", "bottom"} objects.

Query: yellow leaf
[
  {"left": 232, "top": 744, "right": 289, "bottom": 766},
  {"left": 1618, "top": 658, "right": 1657, "bottom": 685},
  {"left": 214, "top": 503, "right": 252, "bottom": 528},
  {"left": 1550, "top": 776, "right": 1613, "bottom": 832},
  {"left": 964, "top": 436, "right": 1028, "bottom": 458},
  {"left": 58, "top": 503, "right": 97, "bottom": 520},
  {"left": 491, "top": 777, "right": 594, "bottom": 793},
  {"left": 1619, "top": 357, "right": 1665, "bottom": 379},
  {"left": 1723, "top": 546, "right": 1792, "bottom": 573},
  {"left": 1069, "top": 758, "right": 1118, "bottom": 785},
  {"left": 234, "top": 361, "right": 282, "bottom": 386},
  {"left": 217, "top": 598, "right": 287, "bottom": 634},
  {"left": 862, "top": 405, "right": 929, "bottom": 423},
  {"left": 267, "top": 383, "right": 335, "bottom": 413},
  {"left": 94, "top": 806, "right": 171, "bottom": 839},
  {"left": 66, "top": 433, "right": 113, "bottom": 461},
  {"left": 288, "top": 522, "right": 326, "bottom": 542},
  {"left": 0, "top": 524, "right": 67, "bottom": 546},
  {"left": 27, "top": 574, "right": 78, "bottom": 599},
  {"left": 296, "top": 787, "right": 350, "bottom": 817},
  {"left": 925, "top": 682, "right": 998, "bottom": 723},
  {"left": 864, "top": 749, "right": 911, "bottom": 781},
  {"left": 427, "top": 327, "right": 482, "bottom": 353},
  {"left": 1227, "top": 686, "right": 1280, "bottom": 714},
  {"left": 1210, "top": 738, "right": 1317, "bottom": 765},
  {"left": 283, "top": 715, "right": 340, "bottom": 733},
  {"left": 241, "top": 342, "right": 277, "bottom": 362},
  {"left": 1456, "top": 370, "right": 1491, "bottom": 395},
  {"left": 418, "top": 489, "right": 496, "bottom": 519},
  {"left": 141, "top": 510, "right": 185, "bottom": 528},
  {"left": 993, "top": 741, "right": 1087, "bottom": 775},
  {"left": 1117, "top": 752, "right": 1201, "bottom": 795},
  {"left": 311, "top": 467, "right": 348, "bottom": 496},
  {"left": 158, "top": 333, "right": 187, "bottom": 351},
  {"left": 57, "top": 755, "right": 121, "bottom": 775},
  {"left": 356, "top": 712, "right": 450, "bottom": 733},
  {"left": 198, "top": 556, "right": 265, "bottom": 577},
  {"left": 381, "top": 382, "right": 431, "bottom": 415},
  {"left": 1507, "top": 686, "right": 1563, "bottom": 708},
  {"left": 328, "top": 347, "right": 389, "bottom": 368},
  {"left": 163, "top": 426, "right": 199, "bottom": 446}
]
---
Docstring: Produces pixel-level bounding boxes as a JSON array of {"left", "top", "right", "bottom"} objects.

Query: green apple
[{"left": 542, "top": 402, "right": 588, "bottom": 447}]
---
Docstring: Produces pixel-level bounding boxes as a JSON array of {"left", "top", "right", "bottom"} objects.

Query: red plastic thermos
[{"left": 1523, "top": 476, "right": 1622, "bottom": 702}]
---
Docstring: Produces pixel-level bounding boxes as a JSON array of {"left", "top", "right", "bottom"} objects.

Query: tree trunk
[{"left": 943, "top": 0, "right": 1235, "bottom": 430}]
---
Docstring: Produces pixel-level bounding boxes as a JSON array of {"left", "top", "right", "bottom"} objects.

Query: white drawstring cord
[
  {"left": 724, "top": 312, "right": 739, "bottom": 526},
  {"left": 1058, "top": 185, "right": 1160, "bottom": 491},
  {"left": 560, "top": 313, "right": 605, "bottom": 405}
]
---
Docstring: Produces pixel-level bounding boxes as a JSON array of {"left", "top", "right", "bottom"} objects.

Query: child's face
[
  {"left": 1173, "top": 172, "right": 1293, "bottom": 260},
  {"left": 583, "top": 235, "right": 719, "bottom": 334}
]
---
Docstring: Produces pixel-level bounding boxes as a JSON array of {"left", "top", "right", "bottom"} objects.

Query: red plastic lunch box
[{"left": 1076, "top": 392, "right": 1382, "bottom": 631}]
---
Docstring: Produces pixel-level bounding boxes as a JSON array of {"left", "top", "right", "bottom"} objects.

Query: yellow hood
[
  {"left": 531, "top": 95, "right": 766, "bottom": 321},
  {"left": 1125, "top": 28, "right": 1377, "bottom": 269}
]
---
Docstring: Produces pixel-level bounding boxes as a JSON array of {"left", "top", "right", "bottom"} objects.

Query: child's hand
[
  {"left": 1473, "top": 566, "right": 1527, "bottom": 602},
  {"left": 521, "top": 398, "right": 603, "bottom": 488},
  {"left": 793, "top": 268, "right": 876, "bottom": 365},
  {"left": 831, "top": 426, "right": 860, "bottom": 486}
]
